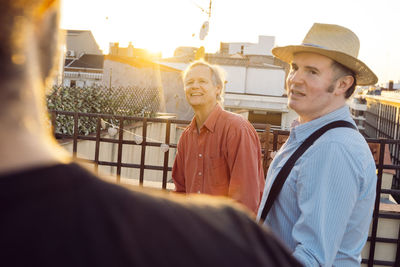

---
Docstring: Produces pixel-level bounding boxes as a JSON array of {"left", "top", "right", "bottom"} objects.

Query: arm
[
  {"left": 226, "top": 122, "right": 265, "bottom": 213},
  {"left": 292, "top": 142, "right": 359, "bottom": 266},
  {"left": 172, "top": 139, "right": 186, "bottom": 193}
]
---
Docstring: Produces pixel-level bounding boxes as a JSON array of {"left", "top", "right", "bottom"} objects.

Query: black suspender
[{"left": 259, "top": 120, "right": 357, "bottom": 222}]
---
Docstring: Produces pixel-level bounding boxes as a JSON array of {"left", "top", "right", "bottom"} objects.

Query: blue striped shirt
[{"left": 257, "top": 106, "right": 377, "bottom": 266}]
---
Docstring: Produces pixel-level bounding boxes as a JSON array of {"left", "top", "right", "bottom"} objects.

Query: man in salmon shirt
[{"left": 172, "top": 60, "right": 265, "bottom": 213}]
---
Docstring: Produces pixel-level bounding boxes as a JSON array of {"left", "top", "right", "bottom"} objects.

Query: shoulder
[
  {"left": 1, "top": 163, "right": 301, "bottom": 266},
  {"left": 316, "top": 127, "right": 372, "bottom": 160},
  {"left": 181, "top": 124, "right": 194, "bottom": 136},
  {"left": 74, "top": 165, "right": 299, "bottom": 266},
  {"left": 177, "top": 125, "right": 193, "bottom": 147},
  {"left": 219, "top": 109, "right": 257, "bottom": 133},
  {"left": 301, "top": 128, "right": 376, "bottom": 181},
  {"left": 123, "top": 191, "right": 300, "bottom": 266}
]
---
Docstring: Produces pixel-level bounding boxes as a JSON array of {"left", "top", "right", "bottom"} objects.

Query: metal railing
[
  {"left": 50, "top": 110, "right": 271, "bottom": 188},
  {"left": 364, "top": 100, "right": 400, "bottom": 197}
]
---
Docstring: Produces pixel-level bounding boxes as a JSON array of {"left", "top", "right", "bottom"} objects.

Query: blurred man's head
[
  {"left": 0, "top": 0, "right": 61, "bottom": 126},
  {"left": 0, "top": 0, "right": 68, "bottom": 174}
]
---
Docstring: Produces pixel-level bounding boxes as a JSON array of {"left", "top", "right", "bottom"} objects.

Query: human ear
[
  {"left": 335, "top": 75, "right": 354, "bottom": 96},
  {"left": 216, "top": 85, "right": 222, "bottom": 97}
]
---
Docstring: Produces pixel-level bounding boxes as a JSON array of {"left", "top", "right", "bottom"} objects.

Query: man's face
[
  {"left": 183, "top": 65, "right": 221, "bottom": 110},
  {"left": 287, "top": 52, "right": 341, "bottom": 123}
]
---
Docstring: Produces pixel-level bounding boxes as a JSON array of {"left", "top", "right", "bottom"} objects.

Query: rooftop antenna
[
  {"left": 193, "top": 0, "right": 212, "bottom": 19},
  {"left": 193, "top": 0, "right": 212, "bottom": 40},
  {"left": 193, "top": 0, "right": 212, "bottom": 59}
]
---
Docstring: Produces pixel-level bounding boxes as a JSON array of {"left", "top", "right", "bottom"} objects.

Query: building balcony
[
  {"left": 348, "top": 99, "right": 367, "bottom": 111},
  {"left": 64, "top": 71, "right": 103, "bottom": 80}
]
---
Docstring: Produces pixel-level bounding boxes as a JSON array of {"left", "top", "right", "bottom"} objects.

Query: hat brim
[{"left": 272, "top": 45, "right": 378, "bottom": 86}]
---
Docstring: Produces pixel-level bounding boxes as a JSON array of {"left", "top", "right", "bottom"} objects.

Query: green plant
[{"left": 47, "top": 85, "right": 161, "bottom": 136}]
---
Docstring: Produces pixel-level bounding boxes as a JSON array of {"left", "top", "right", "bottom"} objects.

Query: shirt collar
[
  {"left": 189, "top": 104, "right": 222, "bottom": 133},
  {"left": 290, "top": 105, "right": 353, "bottom": 142},
  {"left": 188, "top": 117, "right": 197, "bottom": 132}
]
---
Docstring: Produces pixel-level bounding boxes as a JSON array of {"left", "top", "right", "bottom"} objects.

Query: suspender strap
[{"left": 259, "top": 120, "right": 357, "bottom": 222}]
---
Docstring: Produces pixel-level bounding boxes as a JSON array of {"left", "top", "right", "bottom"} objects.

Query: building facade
[{"left": 63, "top": 30, "right": 104, "bottom": 87}]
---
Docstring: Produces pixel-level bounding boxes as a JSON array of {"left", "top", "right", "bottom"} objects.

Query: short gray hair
[{"left": 182, "top": 60, "right": 226, "bottom": 103}]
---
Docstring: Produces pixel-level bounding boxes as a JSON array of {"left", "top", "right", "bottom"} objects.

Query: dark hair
[{"left": 331, "top": 61, "right": 357, "bottom": 99}]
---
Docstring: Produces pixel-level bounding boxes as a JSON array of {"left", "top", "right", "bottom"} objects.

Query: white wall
[
  {"left": 66, "top": 31, "right": 102, "bottom": 57},
  {"left": 103, "top": 60, "right": 160, "bottom": 88},
  {"left": 228, "top": 35, "right": 275, "bottom": 56},
  {"left": 246, "top": 36, "right": 275, "bottom": 56},
  {"left": 223, "top": 65, "right": 285, "bottom": 96},
  {"left": 224, "top": 66, "right": 246, "bottom": 93},
  {"left": 63, "top": 77, "right": 102, "bottom": 88},
  {"left": 228, "top": 43, "right": 251, "bottom": 55},
  {"left": 246, "top": 68, "right": 286, "bottom": 96}
]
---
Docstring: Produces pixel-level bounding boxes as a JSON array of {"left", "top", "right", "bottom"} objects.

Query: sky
[{"left": 61, "top": 0, "right": 400, "bottom": 85}]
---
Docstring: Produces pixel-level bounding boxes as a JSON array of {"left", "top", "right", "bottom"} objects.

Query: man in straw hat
[
  {"left": 0, "top": 1, "right": 302, "bottom": 266},
  {"left": 257, "top": 23, "right": 377, "bottom": 266}
]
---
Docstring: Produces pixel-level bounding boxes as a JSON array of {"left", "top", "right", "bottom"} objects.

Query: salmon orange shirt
[{"left": 172, "top": 105, "right": 265, "bottom": 213}]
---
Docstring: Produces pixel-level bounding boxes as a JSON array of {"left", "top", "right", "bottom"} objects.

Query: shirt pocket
[{"left": 209, "top": 157, "right": 230, "bottom": 186}]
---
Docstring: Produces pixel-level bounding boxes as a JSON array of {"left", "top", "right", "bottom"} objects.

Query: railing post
[
  {"left": 368, "top": 139, "right": 386, "bottom": 267},
  {"left": 162, "top": 120, "right": 171, "bottom": 189},
  {"left": 162, "top": 120, "right": 171, "bottom": 190},
  {"left": 94, "top": 116, "right": 101, "bottom": 174},
  {"left": 116, "top": 118, "right": 124, "bottom": 183},
  {"left": 272, "top": 130, "right": 278, "bottom": 151},
  {"left": 139, "top": 118, "right": 147, "bottom": 186},
  {"left": 377, "top": 102, "right": 382, "bottom": 138},
  {"left": 261, "top": 124, "right": 271, "bottom": 176},
  {"left": 395, "top": 223, "right": 400, "bottom": 267}
]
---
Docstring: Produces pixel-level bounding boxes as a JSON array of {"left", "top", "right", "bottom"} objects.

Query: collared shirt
[
  {"left": 257, "top": 105, "right": 377, "bottom": 266},
  {"left": 172, "top": 104, "right": 265, "bottom": 213}
]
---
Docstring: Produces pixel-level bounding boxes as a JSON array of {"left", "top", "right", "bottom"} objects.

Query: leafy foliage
[{"left": 47, "top": 85, "right": 161, "bottom": 135}]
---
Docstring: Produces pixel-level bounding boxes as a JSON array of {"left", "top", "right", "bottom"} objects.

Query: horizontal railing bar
[
  {"left": 381, "top": 188, "right": 400, "bottom": 194},
  {"left": 367, "top": 237, "right": 399, "bottom": 243},
  {"left": 50, "top": 110, "right": 191, "bottom": 124},
  {"left": 376, "top": 213, "right": 400, "bottom": 219},
  {"left": 75, "top": 157, "right": 173, "bottom": 171},
  {"left": 365, "top": 138, "right": 400, "bottom": 144},
  {"left": 376, "top": 165, "right": 400, "bottom": 170},
  {"left": 361, "top": 259, "right": 394, "bottom": 266},
  {"left": 55, "top": 135, "right": 178, "bottom": 148}
]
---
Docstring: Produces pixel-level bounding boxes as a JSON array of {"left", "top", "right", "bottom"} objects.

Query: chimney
[
  {"left": 109, "top": 42, "right": 120, "bottom": 55},
  {"left": 388, "top": 80, "right": 394, "bottom": 90}
]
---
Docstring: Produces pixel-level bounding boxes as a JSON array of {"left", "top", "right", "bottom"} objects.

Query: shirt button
[
  {"left": 199, "top": 154, "right": 202, "bottom": 158},
  {"left": 198, "top": 172, "right": 202, "bottom": 176}
]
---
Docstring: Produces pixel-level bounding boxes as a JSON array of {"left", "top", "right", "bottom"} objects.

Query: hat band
[{"left": 302, "top": 43, "right": 326, "bottom": 49}]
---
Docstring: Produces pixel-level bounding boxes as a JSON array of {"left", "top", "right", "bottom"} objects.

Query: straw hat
[{"left": 272, "top": 23, "right": 378, "bottom": 86}]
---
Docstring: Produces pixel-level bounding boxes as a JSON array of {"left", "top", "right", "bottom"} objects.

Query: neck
[
  {"left": 193, "top": 103, "right": 218, "bottom": 132},
  {"left": 0, "top": 128, "right": 69, "bottom": 175},
  {"left": 0, "top": 81, "right": 69, "bottom": 176},
  {"left": 299, "top": 102, "right": 346, "bottom": 124}
]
